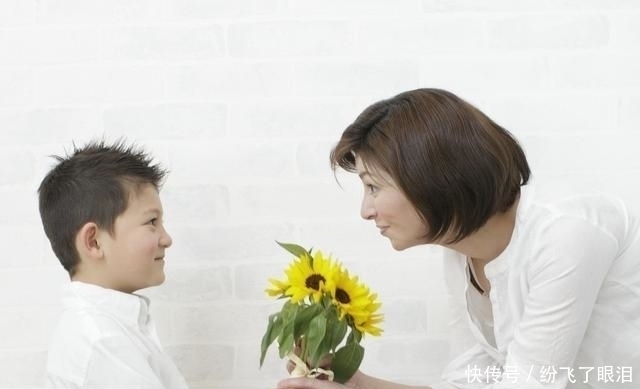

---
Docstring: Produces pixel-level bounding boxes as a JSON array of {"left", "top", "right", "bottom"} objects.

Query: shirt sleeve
[
  {"left": 491, "top": 217, "right": 619, "bottom": 388},
  {"left": 437, "top": 216, "right": 620, "bottom": 389}
]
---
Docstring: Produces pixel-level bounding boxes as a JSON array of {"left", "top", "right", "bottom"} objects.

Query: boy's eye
[{"left": 366, "top": 184, "right": 378, "bottom": 194}]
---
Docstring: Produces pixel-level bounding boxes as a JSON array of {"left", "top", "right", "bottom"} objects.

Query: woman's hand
[
  {"left": 278, "top": 370, "right": 362, "bottom": 389},
  {"left": 277, "top": 377, "right": 352, "bottom": 389}
]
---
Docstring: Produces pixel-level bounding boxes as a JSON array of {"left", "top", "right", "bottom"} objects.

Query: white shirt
[
  {"left": 46, "top": 282, "right": 189, "bottom": 389},
  {"left": 433, "top": 186, "right": 640, "bottom": 389}
]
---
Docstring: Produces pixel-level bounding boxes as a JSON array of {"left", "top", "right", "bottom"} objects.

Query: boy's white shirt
[{"left": 46, "top": 281, "right": 189, "bottom": 389}]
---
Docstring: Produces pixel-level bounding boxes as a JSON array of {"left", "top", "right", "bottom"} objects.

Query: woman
[{"left": 278, "top": 89, "right": 640, "bottom": 389}]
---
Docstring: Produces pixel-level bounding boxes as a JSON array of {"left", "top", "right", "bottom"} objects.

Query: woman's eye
[{"left": 148, "top": 218, "right": 157, "bottom": 226}]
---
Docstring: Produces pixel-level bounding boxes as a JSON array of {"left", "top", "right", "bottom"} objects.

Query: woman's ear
[{"left": 75, "top": 222, "right": 103, "bottom": 260}]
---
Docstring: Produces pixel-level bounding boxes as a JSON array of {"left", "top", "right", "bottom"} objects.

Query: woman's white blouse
[{"left": 434, "top": 186, "right": 640, "bottom": 389}]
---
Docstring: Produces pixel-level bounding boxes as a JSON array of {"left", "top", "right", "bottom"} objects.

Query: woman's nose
[{"left": 360, "top": 196, "right": 376, "bottom": 220}]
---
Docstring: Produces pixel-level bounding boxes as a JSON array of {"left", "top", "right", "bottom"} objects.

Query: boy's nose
[{"left": 161, "top": 228, "right": 173, "bottom": 248}]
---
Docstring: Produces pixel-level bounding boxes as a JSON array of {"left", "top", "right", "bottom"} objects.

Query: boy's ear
[{"left": 75, "top": 222, "right": 103, "bottom": 260}]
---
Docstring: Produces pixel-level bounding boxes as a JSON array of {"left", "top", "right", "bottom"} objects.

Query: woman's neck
[{"left": 443, "top": 195, "right": 520, "bottom": 265}]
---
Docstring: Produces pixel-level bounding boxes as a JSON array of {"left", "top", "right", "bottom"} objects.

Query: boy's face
[{"left": 98, "top": 183, "right": 172, "bottom": 293}]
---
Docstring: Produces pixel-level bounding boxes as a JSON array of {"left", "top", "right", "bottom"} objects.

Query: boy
[{"left": 39, "top": 140, "right": 189, "bottom": 388}]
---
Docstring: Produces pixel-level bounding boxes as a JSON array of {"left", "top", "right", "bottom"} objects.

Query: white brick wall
[{"left": 1, "top": 1, "right": 639, "bottom": 388}]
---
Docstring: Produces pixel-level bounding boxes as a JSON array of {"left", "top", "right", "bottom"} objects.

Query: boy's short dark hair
[
  {"left": 38, "top": 139, "right": 167, "bottom": 276},
  {"left": 330, "top": 88, "right": 530, "bottom": 244}
]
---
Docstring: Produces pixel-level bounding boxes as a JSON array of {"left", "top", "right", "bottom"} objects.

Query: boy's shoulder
[
  {"left": 54, "top": 282, "right": 152, "bottom": 340},
  {"left": 47, "top": 282, "right": 154, "bottom": 376}
]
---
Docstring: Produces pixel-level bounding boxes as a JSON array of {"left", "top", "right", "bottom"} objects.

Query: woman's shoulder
[{"left": 521, "top": 186, "right": 634, "bottom": 241}]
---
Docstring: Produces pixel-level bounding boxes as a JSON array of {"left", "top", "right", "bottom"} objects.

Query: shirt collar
[
  {"left": 484, "top": 184, "right": 534, "bottom": 277},
  {"left": 64, "top": 281, "right": 151, "bottom": 329}
]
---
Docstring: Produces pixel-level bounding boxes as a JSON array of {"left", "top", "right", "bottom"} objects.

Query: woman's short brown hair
[{"left": 330, "top": 88, "right": 530, "bottom": 244}]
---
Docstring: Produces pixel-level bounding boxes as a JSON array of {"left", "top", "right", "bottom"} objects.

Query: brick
[
  {"left": 235, "top": 342, "right": 283, "bottom": 380},
  {"left": 0, "top": 307, "right": 61, "bottom": 348},
  {"left": 620, "top": 95, "right": 640, "bottom": 131},
  {"left": 422, "top": 0, "right": 544, "bottom": 12},
  {"left": 521, "top": 132, "right": 640, "bottom": 175},
  {"left": 161, "top": 184, "right": 230, "bottom": 224},
  {"left": 41, "top": 0, "right": 160, "bottom": 23},
  {"left": 373, "top": 338, "right": 449, "bottom": 376},
  {"left": 609, "top": 12, "right": 640, "bottom": 48},
  {"left": 170, "top": 303, "right": 274, "bottom": 343},
  {"left": 549, "top": 53, "right": 640, "bottom": 89},
  {"left": 0, "top": 1, "right": 38, "bottom": 26},
  {"left": 150, "top": 265, "right": 233, "bottom": 302},
  {"left": 478, "top": 93, "right": 618, "bottom": 134},
  {"left": 357, "top": 17, "right": 485, "bottom": 55},
  {"left": 290, "top": 0, "right": 421, "bottom": 15},
  {"left": 166, "top": 343, "right": 234, "bottom": 381},
  {"left": 419, "top": 56, "right": 549, "bottom": 94},
  {"left": 297, "top": 140, "right": 353, "bottom": 178},
  {"left": 294, "top": 61, "right": 419, "bottom": 97},
  {"left": 229, "top": 99, "right": 362, "bottom": 138},
  {"left": 235, "top": 262, "right": 280, "bottom": 300},
  {"left": 298, "top": 221, "right": 402, "bottom": 259},
  {"left": 165, "top": 62, "right": 293, "bottom": 99},
  {"left": 0, "top": 107, "right": 101, "bottom": 145},
  {"left": 229, "top": 21, "right": 354, "bottom": 58},
  {"left": 382, "top": 299, "right": 429, "bottom": 336},
  {"left": 101, "top": 25, "right": 225, "bottom": 61},
  {"left": 0, "top": 267, "right": 68, "bottom": 307},
  {"left": 103, "top": 103, "right": 227, "bottom": 140},
  {"left": 1, "top": 27, "right": 99, "bottom": 66},
  {"left": 0, "top": 349, "right": 47, "bottom": 386},
  {"left": 166, "top": 141, "right": 296, "bottom": 185},
  {"left": 423, "top": 0, "right": 640, "bottom": 12},
  {"left": 37, "top": 65, "right": 164, "bottom": 105},
  {"left": 487, "top": 14, "right": 609, "bottom": 50},
  {"left": 166, "top": 222, "right": 297, "bottom": 263},
  {"left": 0, "top": 68, "right": 35, "bottom": 107},
  {"left": 0, "top": 225, "right": 48, "bottom": 267},
  {"left": 0, "top": 187, "right": 42, "bottom": 225},
  {"left": 0, "top": 147, "right": 35, "bottom": 186},
  {"left": 230, "top": 183, "right": 361, "bottom": 222},
  {"left": 167, "top": 0, "right": 278, "bottom": 19}
]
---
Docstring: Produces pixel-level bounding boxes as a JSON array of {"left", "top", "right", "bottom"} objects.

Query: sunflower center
[
  {"left": 305, "top": 274, "right": 326, "bottom": 291},
  {"left": 335, "top": 288, "right": 351, "bottom": 304}
]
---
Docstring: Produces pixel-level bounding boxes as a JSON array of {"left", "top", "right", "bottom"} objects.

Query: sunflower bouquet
[{"left": 260, "top": 242, "right": 383, "bottom": 383}]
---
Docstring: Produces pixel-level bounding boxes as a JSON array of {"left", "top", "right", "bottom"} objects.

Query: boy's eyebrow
[
  {"left": 358, "top": 172, "right": 370, "bottom": 179},
  {"left": 143, "top": 208, "right": 162, "bottom": 215}
]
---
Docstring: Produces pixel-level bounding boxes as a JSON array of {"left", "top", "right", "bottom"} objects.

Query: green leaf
[
  {"left": 328, "top": 316, "right": 348, "bottom": 351},
  {"left": 294, "top": 304, "right": 323, "bottom": 339},
  {"left": 346, "top": 327, "right": 363, "bottom": 344},
  {"left": 275, "top": 301, "right": 302, "bottom": 359},
  {"left": 276, "top": 241, "right": 312, "bottom": 262},
  {"left": 305, "top": 315, "right": 328, "bottom": 368},
  {"left": 259, "top": 313, "right": 281, "bottom": 366},
  {"left": 278, "top": 318, "right": 296, "bottom": 359},
  {"left": 332, "top": 342, "right": 364, "bottom": 384}
]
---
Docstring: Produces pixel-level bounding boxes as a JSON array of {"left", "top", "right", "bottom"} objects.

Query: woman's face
[{"left": 355, "top": 156, "right": 429, "bottom": 251}]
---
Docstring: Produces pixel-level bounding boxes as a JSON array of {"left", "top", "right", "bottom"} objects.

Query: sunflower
[
  {"left": 330, "top": 268, "right": 383, "bottom": 336},
  {"left": 280, "top": 250, "right": 338, "bottom": 303},
  {"left": 266, "top": 277, "right": 289, "bottom": 297}
]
